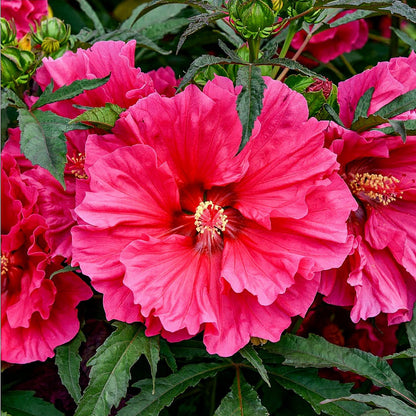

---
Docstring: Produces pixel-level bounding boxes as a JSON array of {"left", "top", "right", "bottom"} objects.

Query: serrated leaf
[
  {"left": 129, "top": 4, "right": 187, "bottom": 30},
  {"left": 143, "top": 18, "right": 189, "bottom": 42},
  {"left": 351, "top": 114, "right": 388, "bottom": 132},
  {"left": 236, "top": 65, "right": 266, "bottom": 153},
  {"left": 214, "top": 374, "right": 269, "bottom": 416},
  {"left": 218, "top": 39, "right": 244, "bottom": 62},
  {"left": 361, "top": 410, "right": 390, "bottom": 416},
  {"left": 267, "top": 334, "right": 416, "bottom": 405},
  {"left": 407, "top": 303, "right": 416, "bottom": 374},
  {"left": 169, "top": 340, "right": 215, "bottom": 359},
  {"left": 240, "top": 345, "right": 271, "bottom": 387},
  {"left": 324, "top": 103, "right": 345, "bottom": 126},
  {"left": 388, "top": 119, "right": 407, "bottom": 143},
  {"left": 74, "top": 322, "right": 158, "bottom": 416},
  {"left": 270, "top": 366, "right": 370, "bottom": 416},
  {"left": 32, "top": 75, "right": 111, "bottom": 110},
  {"left": 257, "top": 57, "right": 325, "bottom": 80},
  {"left": 70, "top": 103, "right": 124, "bottom": 130},
  {"left": 2, "top": 88, "right": 27, "bottom": 109},
  {"left": 391, "top": 27, "right": 416, "bottom": 51},
  {"left": 373, "top": 119, "right": 416, "bottom": 137},
  {"left": 383, "top": 347, "right": 416, "bottom": 360},
  {"left": 284, "top": 75, "right": 315, "bottom": 93},
  {"left": 18, "top": 109, "right": 88, "bottom": 187},
  {"left": 76, "top": 0, "right": 105, "bottom": 35},
  {"left": 178, "top": 55, "right": 237, "bottom": 90},
  {"left": 55, "top": 330, "right": 86, "bottom": 403},
  {"left": 160, "top": 339, "right": 178, "bottom": 372},
  {"left": 322, "top": 394, "right": 416, "bottom": 416},
  {"left": 216, "top": 19, "right": 244, "bottom": 48},
  {"left": 374, "top": 89, "right": 416, "bottom": 119},
  {"left": 2, "top": 391, "right": 64, "bottom": 416},
  {"left": 145, "top": 334, "right": 160, "bottom": 394},
  {"left": 118, "top": 362, "right": 230, "bottom": 416},
  {"left": 329, "top": 9, "right": 374, "bottom": 27},
  {"left": 352, "top": 87, "right": 374, "bottom": 125}
]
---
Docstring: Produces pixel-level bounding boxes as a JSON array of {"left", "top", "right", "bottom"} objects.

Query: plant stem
[
  {"left": 325, "top": 61, "right": 346, "bottom": 81},
  {"left": 248, "top": 37, "right": 260, "bottom": 62},
  {"left": 271, "top": 21, "right": 298, "bottom": 78},
  {"left": 339, "top": 54, "right": 356, "bottom": 76},
  {"left": 277, "top": 31, "right": 313, "bottom": 81}
]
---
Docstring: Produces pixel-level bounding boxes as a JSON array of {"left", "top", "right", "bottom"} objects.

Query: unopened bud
[
  {"left": 1, "top": 46, "right": 35, "bottom": 88},
  {"left": 1, "top": 18, "right": 17, "bottom": 47},
  {"left": 32, "top": 17, "right": 71, "bottom": 55}
]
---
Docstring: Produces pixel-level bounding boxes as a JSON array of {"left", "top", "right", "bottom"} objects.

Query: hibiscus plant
[{"left": 1, "top": 0, "right": 416, "bottom": 415}]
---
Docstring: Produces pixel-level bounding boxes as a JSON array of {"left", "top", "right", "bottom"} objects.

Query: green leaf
[
  {"left": 388, "top": 119, "right": 407, "bottom": 143},
  {"left": 284, "top": 75, "right": 314, "bottom": 93},
  {"left": 49, "top": 264, "right": 79, "bottom": 279},
  {"left": 95, "top": 30, "right": 171, "bottom": 55},
  {"left": 74, "top": 322, "right": 159, "bottom": 416},
  {"left": 129, "top": 4, "right": 187, "bottom": 30},
  {"left": 383, "top": 347, "right": 416, "bottom": 360},
  {"left": 76, "top": 0, "right": 105, "bottom": 35},
  {"left": 322, "top": 394, "right": 416, "bottom": 416},
  {"left": 391, "top": 27, "right": 416, "bottom": 51},
  {"left": 406, "top": 303, "right": 416, "bottom": 374},
  {"left": 214, "top": 374, "right": 269, "bottom": 416},
  {"left": 236, "top": 65, "right": 266, "bottom": 153},
  {"left": 257, "top": 58, "right": 325, "bottom": 79},
  {"left": 324, "top": 104, "right": 345, "bottom": 127},
  {"left": 32, "top": 75, "right": 111, "bottom": 110},
  {"left": 160, "top": 339, "right": 178, "bottom": 372},
  {"left": 351, "top": 114, "right": 388, "bottom": 132},
  {"left": 267, "top": 334, "right": 416, "bottom": 406},
  {"left": 374, "top": 119, "right": 416, "bottom": 138},
  {"left": 18, "top": 109, "right": 88, "bottom": 187},
  {"left": 240, "top": 345, "right": 271, "bottom": 387},
  {"left": 118, "top": 362, "right": 230, "bottom": 416},
  {"left": 352, "top": 87, "right": 374, "bottom": 125},
  {"left": 143, "top": 18, "right": 189, "bottom": 42},
  {"left": 120, "top": 3, "right": 148, "bottom": 29},
  {"left": 361, "top": 410, "right": 390, "bottom": 416},
  {"left": 2, "top": 391, "right": 64, "bottom": 416},
  {"left": 2, "top": 88, "right": 27, "bottom": 109},
  {"left": 178, "top": 55, "right": 237, "bottom": 90},
  {"left": 329, "top": 9, "right": 374, "bottom": 27},
  {"left": 70, "top": 103, "right": 124, "bottom": 130},
  {"left": 374, "top": 89, "right": 416, "bottom": 119},
  {"left": 216, "top": 19, "right": 244, "bottom": 48},
  {"left": 55, "top": 330, "right": 86, "bottom": 404},
  {"left": 218, "top": 39, "right": 244, "bottom": 62},
  {"left": 145, "top": 334, "right": 160, "bottom": 394},
  {"left": 270, "top": 366, "right": 370, "bottom": 416}
]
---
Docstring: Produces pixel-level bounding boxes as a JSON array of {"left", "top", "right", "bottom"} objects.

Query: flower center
[
  {"left": 194, "top": 201, "right": 228, "bottom": 236},
  {"left": 66, "top": 152, "right": 88, "bottom": 179},
  {"left": 349, "top": 172, "right": 402, "bottom": 206}
]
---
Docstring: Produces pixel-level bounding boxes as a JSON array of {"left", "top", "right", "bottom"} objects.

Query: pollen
[
  {"left": 194, "top": 201, "right": 228, "bottom": 235},
  {"left": 350, "top": 172, "right": 403, "bottom": 206},
  {"left": 1, "top": 253, "right": 9, "bottom": 276},
  {"left": 66, "top": 153, "right": 88, "bottom": 179}
]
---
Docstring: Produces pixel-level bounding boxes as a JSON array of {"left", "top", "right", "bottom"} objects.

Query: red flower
[
  {"left": 291, "top": 11, "right": 369, "bottom": 63},
  {"left": 72, "top": 76, "right": 356, "bottom": 356},
  {"left": 1, "top": 152, "right": 92, "bottom": 364}
]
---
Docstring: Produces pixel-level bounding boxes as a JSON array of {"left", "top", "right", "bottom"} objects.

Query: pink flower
[
  {"left": 1, "top": 0, "right": 48, "bottom": 38},
  {"left": 320, "top": 54, "right": 416, "bottom": 324},
  {"left": 72, "top": 76, "right": 356, "bottom": 356},
  {"left": 291, "top": 11, "right": 369, "bottom": 63},
  {"left": 1, "top": 152, "right": 92, "bottom": 364},
  {"left": 147, "top": 67, "right": 180, "bottom": 97},
  {"left": 5, "top": 40, "right": 161, "bottom": 259}
]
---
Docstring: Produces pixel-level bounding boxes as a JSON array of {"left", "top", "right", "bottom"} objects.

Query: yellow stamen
[
  {"left": 350, "top": 172, "right": 402, "bottom": 206},
  {"left": 1, "top": 254, "right": 9, "bottom": 276},
  {"left": 194, "top": 201, "right": 228, "bottom": 235}
]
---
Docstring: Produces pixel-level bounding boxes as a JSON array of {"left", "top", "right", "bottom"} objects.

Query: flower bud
[
  {"left": 228, "top": 0, "right": 278, "bottom": 39},
  {"left": 31, "top": 17, "right": 71, "bottom": 56},
  {"left": 1, "top": 18, "right": 17, "bottom": 47},
  {"left": 1, "top": 46, "right": 35, "bottom": 88}
]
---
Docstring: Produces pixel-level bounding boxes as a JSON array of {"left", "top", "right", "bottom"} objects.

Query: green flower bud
[
  {"left": 228, "top": 0, "right": 278, "bottom": 39},
  {"left": 31, "top": 17, "right": 71, "bottom": 55},
  {"left": 1, "top": 46, "right": 35, "bottom": 88},
  {"left": 1, "top": 18, "right": 17, "bottom": 47}
]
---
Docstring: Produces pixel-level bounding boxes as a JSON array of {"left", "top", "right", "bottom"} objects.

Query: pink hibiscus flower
[
  {"left": 4, "top": 40, "right": 174, "bottom": 259},
  {"left": 72, "top": 76, "right": 356, "bottom": 356},
  {"left": 320, "top": 54, "right": 416, "bottom": 324},
  {"left": 291, "top": 11, "right": 369, "bottom": 63},
  {"left": 1, "top": 0, "right": 48, "bottom": 39},
  {"left": 1, "top": 152, "right": 92, "bottom": 364}
]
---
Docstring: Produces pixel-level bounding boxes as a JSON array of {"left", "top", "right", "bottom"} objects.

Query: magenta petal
[{"left": 121, "top": 234, "right": 219, "bottom": 335}]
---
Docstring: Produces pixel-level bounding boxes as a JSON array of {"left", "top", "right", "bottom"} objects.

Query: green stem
[
  {"left": 339, "top": 53, "right": 356, "bottom": 76},
  {"left": 271, "top": 21, "right": 298, "bottom": 78},
  {"left": 325, "top": 61, "right": 345, "bottom": 81},
  {"left": 248, "top": 36, "right": 261, "bottom": 62}
]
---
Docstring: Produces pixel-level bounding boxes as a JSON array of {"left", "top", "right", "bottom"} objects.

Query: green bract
[
  {"left": 228, "top": 0, "right": 280, "bottom": 39},
  {"left": 31, "top": 17, "right": 72, "bottom": 57},
  {"left": 1, "top": 18, "right": 17, "bottom": 47},
  {"left": 1, "top": 46, "right": 35, "bottom": 88}
]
